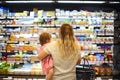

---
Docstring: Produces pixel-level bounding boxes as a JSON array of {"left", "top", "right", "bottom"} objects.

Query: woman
[{"left": 38, "top": 23, "right": 81, "bottom": 80}]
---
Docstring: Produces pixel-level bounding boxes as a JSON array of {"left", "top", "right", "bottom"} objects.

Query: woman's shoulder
[{"left": 46, "top": 41, "right": 57, "bottom": 46}]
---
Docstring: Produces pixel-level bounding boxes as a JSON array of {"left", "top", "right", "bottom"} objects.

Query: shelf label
[
  {"left": 16, "top": 61, "right": 20, "bottom": 64},
  {"left": 105, "top": 42, "right": 113, "bottom": 44},
  {"left": 7, "top": 50, "right": 11, "bottom": 52},
  {"left": 0, "top": 33, "right": 5, "bottom": 35},
  {"left": 24, "top": 41, "right": 29, "bottom": 43},
  {"left": 0, "top": 50, "right": 6, "bottom": 52},
  {"left": 7, "top": 61, "right": 11, "bottom": 64},
  {"left": 24, "top": 61, "right": 27, "bottom": 63},
  {"left": 23, "top": 50, "right": 27, "bottom": 52},
  {"left": 7, "top": 41, "right": 18, "bottom": 43},
  {"left": 14, "top": 50, "right": 18, "bottom": 52},
  {"left": 31, "top": 61, "right": 34, "bottom": 63}
]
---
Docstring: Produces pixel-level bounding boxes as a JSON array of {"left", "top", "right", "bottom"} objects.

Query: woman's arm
[{"left": 38, "top": 50, "right": 48, "bottom": 60}]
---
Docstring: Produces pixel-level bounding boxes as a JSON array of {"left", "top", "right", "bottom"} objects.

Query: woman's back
[{"left": 44, "top": 41, "right": 80, "bottom": 80}]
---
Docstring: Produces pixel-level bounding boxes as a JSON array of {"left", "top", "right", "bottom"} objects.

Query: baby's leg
[{"left": 46, "top": 68, "right": 54, "bottom": 80}]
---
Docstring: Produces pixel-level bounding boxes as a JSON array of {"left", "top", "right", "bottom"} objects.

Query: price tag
[
  {"left": 0, "top": 33, "right": 5, "bottom": 35},
  {"left": 7, "top": 61, "right": 11, "bottom": 64},
  {"left": 7, "top": 41, "right": 18, "bottom": 43},
  {"left": 110, "top": 61, "right": 113, "bottom": 63},
  {"left": 31, "top": 61, "right": 34, "bottom": 63},
  {"left": 96, "top": 77, "right": 102, "bottom": 80},
  {"left": 42, "top": 24, "right": 46, "bottom": 27},
  {"left": 24, "top": 41, "right": 28, "bottom": 43},
  {"left": 46, "top": 24, "right": 49, "bottom": 27},
  {"left": 13, "top": 78, "right": 18, "bottom": 80},
  {"left": 23, "top": 50, "right": 27, "bottom": 53},
  {"left": 7, "top": 33, "right": 10, "bottom": 35},
  {"left": 24, "top": 61, "right": 27, "bottom": 63},
  {"left": 16, "top": 61, "right": 20, "bottom": 64},
  {"left": 7, "top": 50, "right": 11, "bottom": 52},
  {"left": 19, "top": 60, "right": 22, "bottom": 63},
  {"left": 14, "top": 50, "right": 18, "bottom": 52},
  {"left": 11, "top": 61, "right": 15, "bottom": 64}
]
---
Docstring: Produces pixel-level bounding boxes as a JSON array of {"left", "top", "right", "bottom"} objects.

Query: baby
[{"left": 39, "top": 32, "right": 53, "bottom": 80}]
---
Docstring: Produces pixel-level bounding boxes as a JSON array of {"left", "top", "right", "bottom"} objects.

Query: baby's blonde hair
[{"left": 39, "top": 32, "right": 51, "bottom": 45}]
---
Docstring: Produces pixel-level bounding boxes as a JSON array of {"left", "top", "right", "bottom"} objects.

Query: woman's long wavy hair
[{"left": 57, "top": 23, "right": 79, "bottom": 60}]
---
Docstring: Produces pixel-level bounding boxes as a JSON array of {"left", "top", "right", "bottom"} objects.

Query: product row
[
  {"left": 0, "top": 61, "right": 113, "bottom": 76},
  {"left": 0, "top": 50, "right": 113, "bottom": 64},
  {"left": 0, "top": 43, "right": 113, "bottom": 53},
  {"left": 0, "top": 8, "right": 114, "bottom": 18},
  {"left": 0, "top": 17, "right": 114, "bottom": 25},
  {"left": 0, "top": 62, "right": 42, "bottom": 75},
  {"left": 0, "top": 9, "right": 114, "bottom": 26},
  {"left": 0, "top": 26, "right": 114, "bottom": 36}
]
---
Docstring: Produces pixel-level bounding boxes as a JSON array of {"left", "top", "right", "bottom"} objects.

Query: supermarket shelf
[
  {"left": 0, "top": 40, "right": 30, "bottom": 43},
  {"left": 14, "top": 49, "right": 113, "bottom": 54},
  {"left": 0, "top": 41, "right": 5, "bottom": 43},
  {"left": 105, "top": 42, "right": 114, "bottom": 44},
  {"left": 1, "top": 24, "right": 114, "bottom": 28},
  {"left": 0, "top": 16, "right": 114, "bottom": 20},
  {"left": 7, "top": 16, "right": 55, "bottom": 19},
  {"left": 0, "top": 50, "right": 35, "bottom": 54},
  {"left": 6, "top": 50, "right": 18, "bottom": 53},
  {"left": 6, "top": 41, "right": 18, "bottom": 44},
  {"left": 97, "top": 34, "right": 114, "bottom": 37},
  {"left": 2, "top": 24, "right": 57, "bottom": 28},
  {"left": 96, "top": 75, "right": 113, "bottom": 77},
  {"left": 6, "top": 33, "right": 11, "bottom": 35},
  {"left": 4, "top": 24, "right": 38, "bottom": 27},
  {"left": 80, "top": 61, "right": 113, "bottom": 66},
  {"left": 96, "top": 43, "right": 114, "bottom": 45},
  {"left": 0, "top": 10, "right": 114, "bottom": 80},
  {"left": 0, "top": 33, "right": 5, "bottom": 35},
  {"left": 78, "top": 41, "right": 105, "bottom": 44},
  {"left": 105, "top": 51, "right": 113, "bottom": 53},
  {"left": 0, "top": 74, "right": 45, "bottom": 77},
  {"left": 0, "top": 17, "right": 13, "bottom": 20},
  {"left": 0, "top": 49, "right": 112, "bottom": 54},
  {"left": 0, "top": 33, "right": 10, "bottom": 36},
  {"left": 0, "top": 50, "right": 6, "bottom": 53},
  {"left": 81, "top": 50, "right": 105, "bottom": 53},
  {"left": 56, "top": 16, "right": 114, "bottom": 20}
]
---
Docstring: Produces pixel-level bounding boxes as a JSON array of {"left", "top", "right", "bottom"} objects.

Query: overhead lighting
[
  {"left": 5, "top": 1, "right": 54, "bottom": 3},
  {"left": 109, "top": 1, "right": 120, "bottom": 4},
  {"left": 57, "top": 1, "right": 105, "bottom": 4}
]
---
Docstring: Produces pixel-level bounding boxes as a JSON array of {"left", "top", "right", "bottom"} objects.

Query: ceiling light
[
  {"left": 109, "top": 1, "right": 120, "bottom": 4},
  {"left": 5, "top": 1, "right": 54, "bottom": 3},
  {"left": 57, "top": 1, "right": 105, "bottom": 4}
]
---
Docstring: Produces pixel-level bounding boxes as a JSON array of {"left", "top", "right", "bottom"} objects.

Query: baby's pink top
[{"left": 40, "top": 43, "right": 53, "bottom": 74}]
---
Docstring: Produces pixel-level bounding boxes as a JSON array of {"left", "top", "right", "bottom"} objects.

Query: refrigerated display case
[{"left": 0, "top": 0, "right": 120, "bottom": 79}]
